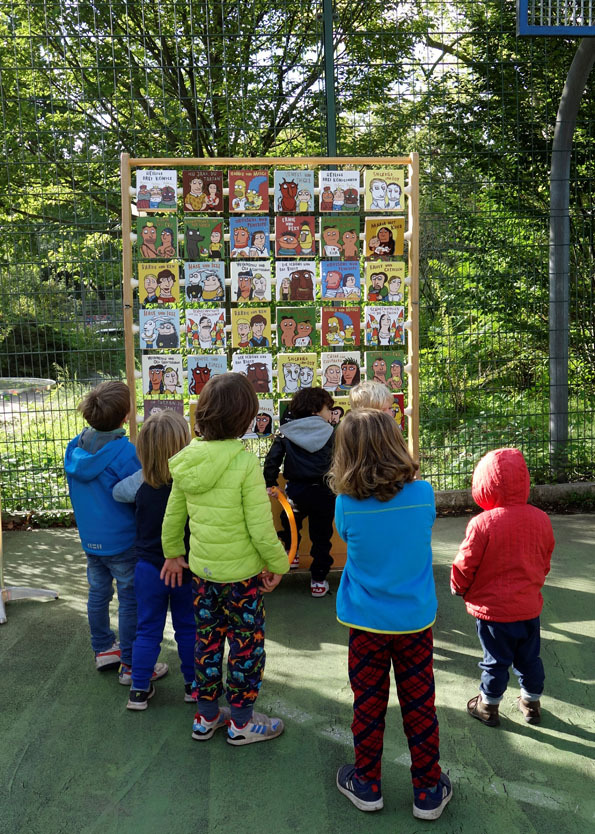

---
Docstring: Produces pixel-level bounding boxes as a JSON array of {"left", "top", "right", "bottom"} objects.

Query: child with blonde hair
[
  {"left": 349, "top": 379, "right": 392, "bottom": 412},
  {"left": 113, "top": 410, "right": 193, "bottom": 709},
  {"left": 161, "top": 374, "right": 290, "bottom": 744},
  {"left": 329, "top": 409, "right": 451, "bottom": 820}
]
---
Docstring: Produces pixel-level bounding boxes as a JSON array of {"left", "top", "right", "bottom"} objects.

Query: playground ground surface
[{"left": 0, "top": 514, "right": 594, "bottom": 834}]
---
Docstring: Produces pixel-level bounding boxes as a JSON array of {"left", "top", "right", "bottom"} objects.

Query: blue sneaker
[
  {"left": 192, "top": 707, "right": 231, "bottom": 741},
  {"left": 336, "top": 764, "right": 383, "bottom": 812},
  {"left": 413, "top": 772, "right": 452, "bottom": 820}
]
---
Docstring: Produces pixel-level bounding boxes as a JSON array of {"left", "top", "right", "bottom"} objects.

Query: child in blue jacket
[{"left": 64, "top": 381, "right": 141, "bottom": 673}]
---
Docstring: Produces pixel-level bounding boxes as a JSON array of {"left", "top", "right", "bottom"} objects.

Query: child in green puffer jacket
[{"left": 161, "top": 373, "right": 290, "bottom": 745}]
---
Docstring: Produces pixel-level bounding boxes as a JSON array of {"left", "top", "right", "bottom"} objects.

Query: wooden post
[
  {"left": 120, "top": 153, "right": 138, "bottom": 441},
  {"left": 408, "top": 152, "right": 420, "bottom": 461}
]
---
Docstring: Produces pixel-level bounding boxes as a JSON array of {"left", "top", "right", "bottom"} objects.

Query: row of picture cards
[
  {"left": 135, "top": 168, "right": 406, "bottom": 214},
  {"left": 137, "top": 216, "right": 405, "bottom": 261},
  {"left": 139, "top": 260, "right": 406, "bottom": 305},
  {"left": 142, "top": 351, "right": 406, "bottom": 398},
  {"left": 139, "top": 306, "right": 405, "bottom": 350}
]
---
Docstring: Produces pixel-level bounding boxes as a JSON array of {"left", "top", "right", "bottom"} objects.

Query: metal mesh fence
[{"left": 0, "top": 0, "right": 593, "bottom": 512}]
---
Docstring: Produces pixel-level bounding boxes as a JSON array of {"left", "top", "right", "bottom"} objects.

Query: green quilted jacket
[{"left": 161, "top": 437, "right": 289, "bottom": 582}]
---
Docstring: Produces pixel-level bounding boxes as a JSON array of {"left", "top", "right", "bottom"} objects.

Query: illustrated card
[
  {"left": 329, "top": 397, "right": 350, "bottom": 427},
  {"left": 278, "top": 399, "right": 292, "bottom": 424},
  {"left": 320, "top": 261, "right": 361, "bottom": 300},
  {"left": 275, "top": 260, "right": 317, "bottom": 302},
  {"left": 363, "top": 169, "right": 405, "bottom": 212},
  {"left": 318, "top": 170, "right": 361, "bottom": 212},
  {"left": 231, "top": 352, "right": 273, "bottom": 395},
  {"left": 139, "top": 309, "right": 180, "bottom": 351},
  {"left": 135, "top": 169, "right": 177, "bottom": 212},
  {"left": 276, "top": 307, "right": 317, "bottom": 349},
  {"left": 274, "top": 170, "right": 315, "bottom": 213},
  {"left": 143, "top": 399, "right": 185, "bottom": 422},
  {"left": 182, "top": 170, "right": 223, "bottom": 213},
  {"left": 184, "top": 261, "right": 226, "bottom": 305},
  {"left": 230, "top": 307, "right": 272, "bottom": 349},
  {"left": 243, "top": 398, "right": 275, "bottom": 439},
  {"left": 320, "top": 216, "right": 361, "bottom": 260},
  {"left": 364, "top": 350, "right": 406, "bottom": 392},
  {"left": 391, "top": 393, "right": 406, "bottom": 430},
  {"left": 230, "top": 261, "right": 272, "bottom": 303},
  {"left": 138, "top": 262, "right": 180, "bottom": 307},
  {"left": 365, "top": 306, "right": 405, "bottom": 346},
  {"left": 142, "top": 354, "right": 184, "bottom": 398},
  {"left": 229, "top": 169, "right": 270, "bottom": 213},
  {"left": 184, "top": 218, "right": 224, "bottom": 260},
  {"left": 187, "top": 354, "right": 228, "bottom": 396},
  {"left": 277, "top": 353, "right": 317, "bottom": 395},
  {"left": 321, "top": 307, "right": 361, "bottom": 348},
  {"left": 365, "top": 261, "right": 406, "bottom": 302},
  {"left": 320, "top": 352, "right": 362, "bottom": 392},
  {"left": 136, "top": 217, "right": 178, "bottom": 261},
  {"left": 364, "top": 217, "right": 405, "bottom": 258},
  {"left": 274, "top": 216, "right": 316, "bottom": 258},
  {"left": 229, "top": 217, "right": 271, "bottom": 259},
  {"left": 186, "top": 308, "right": 227, "bottom": 350}
]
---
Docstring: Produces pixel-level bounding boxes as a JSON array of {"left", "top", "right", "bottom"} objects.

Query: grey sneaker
[
  {"left": 192, "top": 707, "right": 231, "bottom": 741},
  {"left": 118, "top": 662, "right": 169, "bottom": 686},
  {"left": 227, "top": 712, "right": 284, "bottom": 746}
]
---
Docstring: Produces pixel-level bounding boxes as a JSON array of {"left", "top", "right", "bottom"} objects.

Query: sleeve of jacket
[
  {"left": 334, "top": 495, "right": 346, "bottom": 541},
  {"left": 450, "top": 515, "right": 488, "bottom": 595},
  {"left": 242, "top": 454, "right": 290, "bottom": 574},
  {"left": 112, "top": 469, "right": 144, "bottom": 503},
  {"left": 262, "top": 435, "right": 286, "bottom": 488},
  {"left": 161, "top": 479, "right": 189, "bottom": 559}
]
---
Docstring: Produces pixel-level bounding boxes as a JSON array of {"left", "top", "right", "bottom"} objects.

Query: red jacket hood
[{"left": 471, "top": 448, "right": 530, "bottom": 510}]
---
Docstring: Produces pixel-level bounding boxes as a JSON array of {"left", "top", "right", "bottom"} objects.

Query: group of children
[{"left": 65, "top": 376, "right": 554, "bottom": 822}]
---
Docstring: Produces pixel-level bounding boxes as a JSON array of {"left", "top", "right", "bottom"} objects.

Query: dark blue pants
[
  {"left": 132, "top": 560, "right": 195, "bottom": 691},
  {"left": 476, "top": 617, "right": 544, "bottom": 703},
  {"left": 279, "top": 482, "right": 335, "bottom": 581}
]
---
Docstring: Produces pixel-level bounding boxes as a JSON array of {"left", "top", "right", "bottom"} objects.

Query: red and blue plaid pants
[{"left": 348, "top": 626, "right": 442, "bottom": 788}]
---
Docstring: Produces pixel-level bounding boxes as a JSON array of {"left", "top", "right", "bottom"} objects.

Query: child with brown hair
[
  {"left": 113, "top": 410, "right": 194, "bottom": 709},
  {"left": 161, "top": 374, "right": 290, "bottom": 744},
  {"left": 329, "top": 409, "right": 452, "bottom": 821},
  {"left": 64, "top": 380, "right": 141, "bottom": 673}
]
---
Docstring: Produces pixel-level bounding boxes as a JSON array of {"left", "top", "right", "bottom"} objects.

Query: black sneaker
[
  {"left": 184, "top": 683, "right": 196, "bottom": 703},
  {"left": 336, "top": 764, "right": 383, "bottom": 811},
  {"left": 413, "top": 772, "right": 452, "bottom": 820},
  {"left": 127, "top": 685, "right": 155, "bottom": 711}
]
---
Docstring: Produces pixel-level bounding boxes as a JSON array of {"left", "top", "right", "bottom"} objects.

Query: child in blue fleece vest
[{"left": 329, "top": 409, "right": 452, "bottom": 822}]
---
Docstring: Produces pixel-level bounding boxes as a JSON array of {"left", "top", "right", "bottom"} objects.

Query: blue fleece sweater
[
  {"left": 64, "top": 429, "right": 141, "bottom": 556},
  {"left": 335, "top": 480, "right": 437, "bottom": 634}
]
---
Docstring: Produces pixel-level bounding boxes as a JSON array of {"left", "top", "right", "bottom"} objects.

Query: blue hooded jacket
[{"left": 64, "top": 428, "right": 141, "bottom": 556}]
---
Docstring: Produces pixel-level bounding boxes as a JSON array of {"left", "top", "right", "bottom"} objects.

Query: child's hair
[
  {"left": 79, "top": 381, "right": 131, "bottom": 431},
  {"left": 194, "top": 373, "right": 258, "bottom": 440},
  {"left": 349, "top": 380, "right": 392, "bottom": 411},
  {"left": 136, "top": 411, "right": 190, "bottom": 488},
  {"left": 328, "top": 409, "right": 418, "bottom": 501},
  {"left": 289, "top": 387, "right": 334, "bottom": 419}
]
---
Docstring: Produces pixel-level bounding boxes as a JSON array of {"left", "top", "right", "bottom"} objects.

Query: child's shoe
[
  {"left": 289, "top": 553, "right": 301, "bottom": 570},
  {"left": 95, "top": 642, "right": 121, "bottom": 671},
  {"left": 413, "top": 772, "right": 452, "bottom": 820},
  {"left": 118, "top": 662, "right": 169, "bottom": 686},
  {"left": 311, "top": 579, "right": 330, "bottom": 598},
  {"left": 517, "top": 696, "right": 541, "bottom": 724},
  {"left": 184, "top": 682, "right": 196, "bottom": 703},
  {"left": 191, "top": 707, "right": 231, "bottom": 741},
  {"left": 467, "top": 695, "right": 500, "bottom": 727},
  {"left": 336, "top": 764, "right": 383, "bottom": 812},
  {"left": 226, "top": 712, "right": 284, "bottom": 746},
  {"left": 127, "top": 685, "right": 155, "bottom": 711}
]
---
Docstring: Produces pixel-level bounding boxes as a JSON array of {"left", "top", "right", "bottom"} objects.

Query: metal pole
[
  {"left": 549, "top": 37, "right": 595, "bottom": 477},
  {"left": 322, "top": 0, "right": 337, "bottom": 156}
]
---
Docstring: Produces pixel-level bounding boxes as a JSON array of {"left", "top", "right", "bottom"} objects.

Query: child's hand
[
  {"left": 260, "top": 571, "right": 283, "bottom": 592},
  {"left": 266, "top": 487, "right": 277, "bottom": 496},
  {"left": 160, "top": 556, "right": 189, "bottom": 587}
]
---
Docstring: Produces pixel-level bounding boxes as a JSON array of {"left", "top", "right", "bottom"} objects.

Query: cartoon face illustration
[
  {"left": 246, "top": 362, "right": 270, "bottom": 393},
  {"left": 299, "top": 222, "right": 313, "bottom": 251},
  {"left": 387, "top": 182, "right": 401, "bottom": 206},
  {"left": 296, "top": 321, "right": 313, "bottom": 341},
  {"left": 190, "top": 177, "right": 204, "bottom": 196},
  {"left": 251, "top": 231, "right": 266, "bottom": 251},
  {"left": 237, "top": 270, "right": 253, "bottom": 298},
  {"left": 234, "top": 179, "right": 246, "bottom": 200},
  {"left": 144, "top": 274, "right": 158, "bottom": 297},
  {"left": 389, "top": 276, "right": 401, "bottom": 295},
  {"left": 233, "top": 226, "right": 250, "bottom": 249},
  {"left": 254, "top": 413, "right": 273, "bottom": 435},
  {"left": 369, "top": 178, "right": 387, "bottom": 205},
  {"left": 289, "top": 269, "right": 314, "bottom": 300},
  {"left": 202, "top": 271, "right": 223, "bottom": 296},
  {"left": 252, "top": 273, "right": 267, "bottom": 298},
  {"left": 370, "top": 272, "right": 387, "bottom": 291},
  {"left": 160, "top": 228, "right": 174, "bottom": 249},
  {"left": 323, "top": 364, "right": 341, "bottom": 388},
  {"left": 322, "top": 227, "right": 340, "bottom": 248},
  {"left": 189, "top": 364, "right": 211, "bottom": 395},
  {"left": 341, "top": 360, "right": 360, "bottom": 387},
  {"left": 372, "top": 357, "right": 387, "bottom": 381},
  {"left": 236, "top": 320, "right": 251, "bottom": 343},
  {"left": 199, "top": 316, "right": 212, "bottom": 340},
  {"left": 344, "top": 187, "right": 358, "bottom": 206},
  {"left": 163, "top": 367, "right": 180, "bottom": 394},
  {"left": 250, "top": 316, "right": 266, "bottom": 340},
  {"left": 325, "top": 270, "right": 342, "bottom": 291},
  {"left": 148, "top": 363, "right": 165, "bottom": 393},
  {"left": 378, "top": 227, "right": 392, "bottom": 245},
  {"left": 282, "top": 362, "right": 300, "bottom": 392},
  {"left": 299, "top": 366, "right": 314, "bottom": 388},
  {"left": 297, "top": 189, "right": 311, "bottom": 208},
  {"left": 280, "top": 317, "right": 297, "bottom": 346},
  {"left": 329, "top": 406, "right": 345, "bottom": 426},
  {"left": 279, "top": 179, "right": 298, "bottom": 211},
  {"left": 141, "top": 223, "right": 157, "bottom": 248},
  {"left": 279, "top": 232, "right": 299, "bottom": 252},
  {"left": 157, "top": 320, "right": 177, "bottom": 346},
  {"left": 142, "top": 320, "right": 156, "bottom": 341},
  {"left": 161, "top": 186, "right": 176, "bottom": 203},
  {"left": 157, "top": 269, "right": 175, "bottom": 295}
]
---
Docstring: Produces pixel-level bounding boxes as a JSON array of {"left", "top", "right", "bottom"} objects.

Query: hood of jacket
[
  {"left": 64, "top": 431, "right": 132, "bottom": 483},
  {"left": 472, "top": 448, "right": 530, "bottom": 510},
  {"left": 280, "top": 415, "right": 333, "bottom": 453},
  {"left": 168, "top": 437, "right": 245, "bottom": 493}
]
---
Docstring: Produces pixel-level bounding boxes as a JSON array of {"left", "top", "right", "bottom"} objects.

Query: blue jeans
[
  {"left": 476, "top": 617, "right": 544, "bottom": 704},
  {"left": 86, "top": 548, "right": 137, "bottom": 665},
  {"left": 132, "top": 560, "right": 195, "bottom": 691}
]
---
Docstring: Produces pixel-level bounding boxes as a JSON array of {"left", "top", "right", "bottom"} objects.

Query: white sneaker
[
  {"left": 95, "top": 642, "right": 121, "bottom": 670},
  {"left": 289, "top": 553, "right": 301, "bottom": 570},
  {"left": 192, "top": 707, "right": 231, "bottom": 740},
  {"left": 311, "top": 579, "right": 330, "bottom": 598},
  {"left": 227, "top": 712, "right": 284, "bottom": 746},
  {"left": 118, "top": 662, "right": 169, "bottom": 686}
]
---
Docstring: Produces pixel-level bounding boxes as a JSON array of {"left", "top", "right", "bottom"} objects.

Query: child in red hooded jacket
[{"left": 451, "top": 448, "right": 554, "bottom": 727}]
